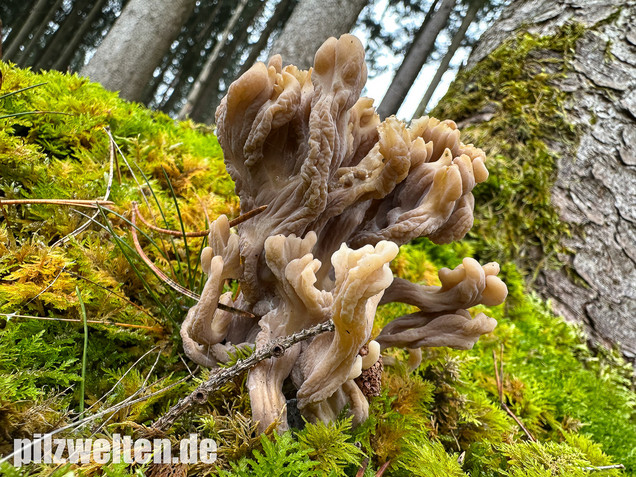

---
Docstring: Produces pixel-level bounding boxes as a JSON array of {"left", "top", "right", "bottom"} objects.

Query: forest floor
[{"left": 0, "top": 62, "right": 634, "bottom": 477}]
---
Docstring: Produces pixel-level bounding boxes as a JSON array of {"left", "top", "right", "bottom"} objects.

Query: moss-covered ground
[{"left": 0, "top": 36, "right": 634, "bottom": 477}]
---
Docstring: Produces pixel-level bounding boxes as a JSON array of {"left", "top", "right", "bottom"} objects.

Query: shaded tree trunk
[
  {"left": 269, "top": 0, "right": 368, "bottom": 69},
  {"left": 33, "top": 1, "right": 85, "bottom": 71},
  {"left": 189, "top": 0, "right": 268, "bottom": 123},
  {"left": 439, "top": 0, "right": 636, "bottom": 357},
  {"left": 236, "top": 0, "right": 296, "bottom": 78},
  {"left": 3, "top": 0, "right": 51, "bottom": 61},
  {"left": 53, "top": 0, "right": 108, "bottom": 71},
  {"left": 81, "top": 0, "right": 196, "bottom": 102},
  {"left": 178, "top": 0, "right": 250, "bottom": 119},
  {"left": 149, "top": 0, "right": 227, "bottom": 110},
  {"left": 412, "top": 0, "right": 484, "bottom": 118},
  {"left": 377, "top": 0, "right": 456, "bottom": 119},
  {"left": 19, "top": 0, "right": 65, "bottom": 67}
]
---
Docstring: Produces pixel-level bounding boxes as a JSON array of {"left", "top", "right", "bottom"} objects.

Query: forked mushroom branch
[{"left": 181, "top": 34, "right": 507, "bottom": 431}]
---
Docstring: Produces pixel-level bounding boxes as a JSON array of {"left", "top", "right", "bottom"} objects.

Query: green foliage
[
  {"left": 397, "top": 438, "right": 467, "bottom": 477},
  {"left": 296, "top": 418, "right": 365, "bottom": 475},
  {"left": 0, "top": 60, "right": 233, "bottom": 454},
  {"left": 218, "top": 432, "right": 318, "bottom": 477}
]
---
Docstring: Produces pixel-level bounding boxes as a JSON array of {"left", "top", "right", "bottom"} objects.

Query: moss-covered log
[{"left": 432, "top": 0, "right": 636, "bottom": 358}]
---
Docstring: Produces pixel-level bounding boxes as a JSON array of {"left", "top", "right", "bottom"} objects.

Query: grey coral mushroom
[{"left": 181, "top": 33, "right": 507, "bottom": 432}]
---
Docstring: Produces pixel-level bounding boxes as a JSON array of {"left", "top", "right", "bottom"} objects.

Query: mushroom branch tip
[{"left": 181, "top": 33, "right": 506, "bottom": 431}]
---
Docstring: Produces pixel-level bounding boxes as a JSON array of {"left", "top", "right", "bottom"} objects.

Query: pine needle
[
  {"left": 76, "top": 286, "right": 89, "bottom": 419},
  {"left": 0, "top": 198, "right": 115, "bottom": 208}
]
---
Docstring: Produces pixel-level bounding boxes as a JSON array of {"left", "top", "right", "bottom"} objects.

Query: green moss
[
  {"left": 431, "top": 24, "right": 585, "bottom": 274},
  {"left": 0, "top": 60, "right": 235, "bottom": 453}
]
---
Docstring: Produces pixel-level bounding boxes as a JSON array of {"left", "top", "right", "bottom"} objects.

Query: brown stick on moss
[{"left": 151, "top": 320, "right": 335, "bottom": 432}]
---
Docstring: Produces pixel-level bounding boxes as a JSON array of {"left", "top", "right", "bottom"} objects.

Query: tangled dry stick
[{"left": 151, "top": 320, "right": 335, "bottom": 432}]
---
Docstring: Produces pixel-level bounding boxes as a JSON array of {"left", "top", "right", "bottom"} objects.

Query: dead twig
[
  {"left": 376, "top": 460, "right": 391, "bottom": 476},
  {"left": 581, "top": 464, "right": 625, "bottom": 472},
  {"left": 0, "top": 198, "right": 115, "bottom": 208},
  {"left": 130, "top": 201, "right": 256, "bottom": 320},
  {"left": 133, "top": 203, "right": 267, "bottom": 237},
  {"left": 1, "top": 313, "right": 163, "bottom": 332},
  {"left": 493, "top": 347, "right": 536, "bottom": 442},
  {"left": 151, "top": 320, "right": 335, "bottom": 432},
  {"left": 355, "top": 458, "right": 369, "bottom": 477}
]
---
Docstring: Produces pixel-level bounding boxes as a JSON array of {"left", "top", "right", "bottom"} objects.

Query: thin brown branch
[
  {"left": 0, "top": 199, "right": 115, "bottom": 208},
  {"left": 229, "top": 204, "right": 268, "bottom": 227},
  {"left": 493, "top": 348, "right": 536, "bottom": 442},
  {"left": 1, "top": 313, "right": 163, "bottom": 332},
  {"left": 132, "top": 202, "right": 267, "bottom": 237},
  {"left": 355, "top": 458, "right": 369, "bottom": 477},
  {"left": 151, "top": 320, "right": 335, "bottom": 432},
  {"left": 130, "top": 204, "right": 256, "bottom": 320}
]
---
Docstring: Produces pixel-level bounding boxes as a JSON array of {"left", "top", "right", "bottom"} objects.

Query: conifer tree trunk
[
  {"left": 412, "top": 0, "right": 483, "bottom": 118},
  {"left": 53, "top": 0, "right": 108, "bottom": 71},
  {"left": 269, "top": 0, "right": 368, "bottom": 69},
  {"left": 18, "top": 0, "right": 65, "bottom": 66},
  {"left": 236, "top": 0, "right": 296, "bottom": 78},
  {"left": 81, "top": 0, "right": 196, "bottom": 102},
  {"left": 436, "top": 0, "right": 636, "bottom": 357},
  {"left": 178, "top": 0, "right": 250, "bottom": 119},
  {"left": 189, "top": 0, "right": 268, "bottom": 123},
  {"left": 3, "top": 0, "right": 51, "bottom": 61},
  {"left": 377, "top": 0, "right": 456, "bottom": 119},
  {"left": 33, "top": 1, "right": 84, "bottom": 71}
]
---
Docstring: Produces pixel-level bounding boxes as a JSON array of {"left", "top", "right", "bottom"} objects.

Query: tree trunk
[
  {"left": 189, "top": 0, "right": 269, "bottom": 123},
  {"left": 412, "top": 0, "right": 483, "bottom": 118},
  {"left": 177, "top": 0, "right": 250, "bottom": 119},
  {"left": 149, "top": 0, "right": 226, "bottom": 109},
  {"left": 236, "top": 0, "right": 295, "bottom": 78},
  {"left": 81, "top": 0, "right": 197, "bottom": 102},
  {"left": 377, "top": 0, "right": 456, "bottom": 119},
  {"left": 269, "top": 0, "right": 368, "bottom": 69},
  {"left": 2, "top": 4, "right": 33, "bottom": 55},
  {"left": 53, "top": 0, "right": 108, "bottom": 71},
  {"left": 3, "top": 0, "right": 51, "bottom": 61},
  {"left": 34, "top": 1, "right": 85, "bottom": 71},
  {"left": 19, "top": 0, "right": 65, "bottom": 67},
  {"left": 435, "top": 0, "right": 636, "bottom": 357}
]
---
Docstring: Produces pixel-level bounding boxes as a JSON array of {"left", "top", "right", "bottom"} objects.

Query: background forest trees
[{"left": 0, "top": 0, "right": 501, "bottom": 122}]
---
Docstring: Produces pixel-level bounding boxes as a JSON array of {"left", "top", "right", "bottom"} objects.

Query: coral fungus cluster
[{"left": 181, "top": 34, "right": 507, "bottom": 431}]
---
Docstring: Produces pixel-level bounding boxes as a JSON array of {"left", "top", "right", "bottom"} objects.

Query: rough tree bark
[
  {"left": 81, "top": 0, "right": 196, "bottom": 102},
  {"left": 451, "top": 0, "right": 636, "bottom": 357},
  {"left": 376, "top": 0, "right": 456, "bottom": 119},
  {"left": 269, "top": 0, "right": 368, "bottom": 69}
]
